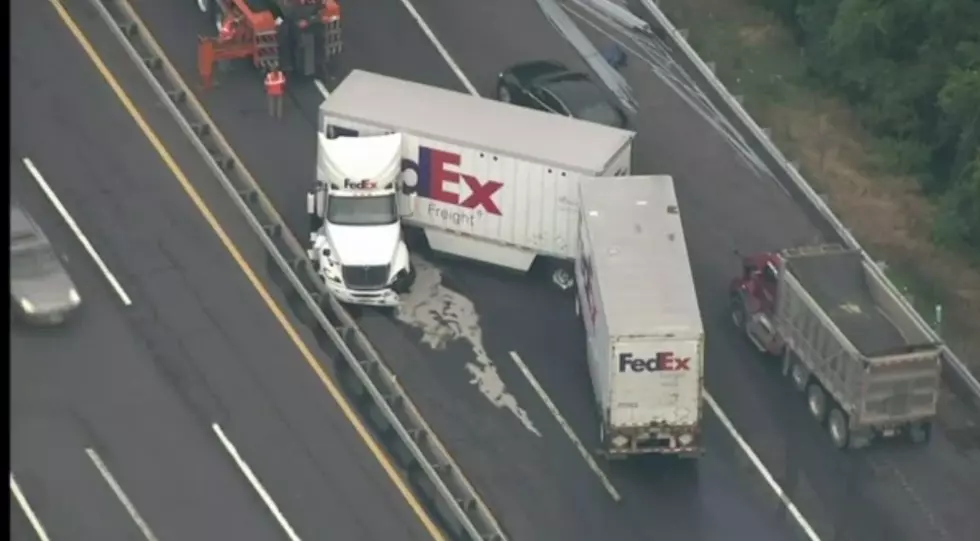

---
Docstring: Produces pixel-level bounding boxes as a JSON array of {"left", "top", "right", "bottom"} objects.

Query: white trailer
[
  {"left": 575, "top": 175, "right": 705, "bottom": 458},
  {"left": 312, "top": 70, "right": 636, "bottom": 305}
]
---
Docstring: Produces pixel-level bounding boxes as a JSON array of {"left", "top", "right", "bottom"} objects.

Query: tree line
[{"left": 758, "top": 0, "right": 980, "bottom": 254}]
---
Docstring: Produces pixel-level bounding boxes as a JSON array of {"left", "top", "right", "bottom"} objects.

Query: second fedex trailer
[{"left": 576, "top": 175, "right": 705, "bottom": 458}]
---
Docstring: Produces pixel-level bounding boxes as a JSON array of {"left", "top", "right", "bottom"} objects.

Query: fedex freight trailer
[
  {"left": 314, "top": 70, "right": 636, "bottom": 304},
  {"left": 575, "top": 175, "right": 705, "bottom": 457}
]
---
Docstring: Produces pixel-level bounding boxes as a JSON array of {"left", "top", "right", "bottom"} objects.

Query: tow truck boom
[{"left": 196, "top": 0, "right": 342, "bottom": 88}]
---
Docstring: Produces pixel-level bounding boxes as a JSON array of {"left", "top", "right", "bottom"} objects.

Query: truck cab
[
  {"left": 309, "top": 133, "right": 414, "bottom": 306},
  {"left": 729, "top": 252, "right": 785, "bottom": 355}
]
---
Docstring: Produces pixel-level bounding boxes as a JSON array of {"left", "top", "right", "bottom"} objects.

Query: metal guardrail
[
  {"left": 87, "top": 0, "right": 508, "bottom": 538},
  {"left": 632, "top": 0, "right": 980, "bottom": 401}
]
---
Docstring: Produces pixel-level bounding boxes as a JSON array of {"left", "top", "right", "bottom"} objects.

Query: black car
[{"left": 496, "top": 60, "right": 628, "bottom": 129}]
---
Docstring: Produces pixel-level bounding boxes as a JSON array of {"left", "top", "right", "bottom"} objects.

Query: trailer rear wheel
[
  {"left": 828, "top": 408, "right": 850, "bottom": 450},
  {"left": 907, "top": 422, "right": 932, "bottom": 445},
  {"left": 550, "top": 261, "right": 575, "bottom": 291},
  {"left": 806, "top": 382, "right": 827, "bottom": 422}
]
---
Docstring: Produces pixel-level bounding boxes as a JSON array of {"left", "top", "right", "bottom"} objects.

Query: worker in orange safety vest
[
  {"left": 264, "top": 66, "right": 286, "bottom": 119},
  {"left": 218, "top": 10, "right": 243, "bottom": 43}
]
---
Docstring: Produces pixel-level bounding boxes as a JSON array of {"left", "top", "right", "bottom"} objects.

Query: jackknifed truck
[
  {"left": 729, "top": 245, "right": 943, "bottom": 449},
  {"left": 575, "top": 175, "right": 705, "bottom": 458},
  {"left": 307, "top": 69, "right": 636, "bottom": 306}
]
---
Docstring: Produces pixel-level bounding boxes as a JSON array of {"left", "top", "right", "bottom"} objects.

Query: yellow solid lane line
[{"left": 45, "top": 1, "right": 445, "bottom": 538}]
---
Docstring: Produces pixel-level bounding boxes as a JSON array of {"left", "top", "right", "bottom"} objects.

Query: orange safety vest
[
  {"left": 265, "top": 71, "right": 286, "bottom": 96},
  {"left": 218, "top": 18, "right": 239, "bottom": 42}
]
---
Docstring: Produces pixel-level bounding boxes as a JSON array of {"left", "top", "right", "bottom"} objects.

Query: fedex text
[
  {"left": 618, "top": 352, "right": 691, "bottom": 373},
  {"left": 402, "top": 147, "right": 503, "bottom": 216},
  {"left": 344, "top": 178, "right": 377, "bottom": 190},
  {"left": 324, "top": 125, "right": 504, "bottom": 218}
]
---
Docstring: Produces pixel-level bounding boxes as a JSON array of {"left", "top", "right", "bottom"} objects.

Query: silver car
[{"left": 10, "top": 204, "right": 81, "bottom": 324}]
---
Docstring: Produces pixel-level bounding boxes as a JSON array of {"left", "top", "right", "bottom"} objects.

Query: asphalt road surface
[
  {"left": 81, "top": 1, "right": 980, "bottom": 541},
  {"left": 121, "top": 1, "right": 817, "bottom": 541},
  {"left": 10, "top": 1, "right": 437, "bottom": 539}
]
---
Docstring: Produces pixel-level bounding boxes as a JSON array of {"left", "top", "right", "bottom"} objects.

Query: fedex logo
[
  {"left": 324, "top": 125, "right": 503, "bottom": 215},
  {"left": 344, "top": 178, "right": 377, "bottom": 189},
  {"left": 401, "top": 147, "right": 503, "bottom": 216},
  {"left": 618, "top": 352, "right": 691, "bottom": 373}
]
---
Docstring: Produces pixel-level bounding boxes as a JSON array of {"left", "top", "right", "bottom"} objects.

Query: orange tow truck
[{"left": 197, "top": 0, "right": 341, "bottom": 88}]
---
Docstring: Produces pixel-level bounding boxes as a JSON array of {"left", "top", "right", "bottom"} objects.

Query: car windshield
[
  {"left": 10, "top": 246, "right": 61, "bottom": 280},
  {"left": 545, "top": 76, "right": 622, "bottom": 128},
  {"left": 325, "top": 194, "right": 398, "bottom": 226}
]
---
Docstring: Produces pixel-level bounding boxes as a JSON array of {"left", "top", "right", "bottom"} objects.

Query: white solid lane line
[
  {"left": 22, "top": 157, "right": 133, "bottom": 306},
  {"left": 509, "top": 352, "right": 621, "bottom": 501},
  {"left": 211, "top": 423, "right": 302, "bottom": 541},
  {"left": 393, "top": 0, "right": 479, "bottom": 96},
  {"left": 10, "top": 473, "right": 52, "bottom": 541},
  {"left": 84, "top": 448, "right": 159, "bottom": 541},
  {"left": 704, "top": 393, "right": 821, "bottom": 541},
  {"left": 314, "top": 78, "right": 330, "bottom": 98}
]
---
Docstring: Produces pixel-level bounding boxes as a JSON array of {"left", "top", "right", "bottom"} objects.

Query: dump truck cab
[{"left": 730, "top": 251, "right": 785, "bottom": 356}]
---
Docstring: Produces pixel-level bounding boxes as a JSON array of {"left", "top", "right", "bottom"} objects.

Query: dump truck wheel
[
  {"left": 790, "top": 361, "right": 809, "bottom": 392},
  {"left": 806, "top": 382, "right": 827, "bottom": 422},
  {"left": 828, "top": 408, "right": 850, "bottom": 450},
  {"left": 730, "top": 295, "right": 746, "bottom": 329}
]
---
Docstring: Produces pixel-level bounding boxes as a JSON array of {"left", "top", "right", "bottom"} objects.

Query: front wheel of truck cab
[{"left": 729, "top": 293, "right": 746, "bottom": 329}]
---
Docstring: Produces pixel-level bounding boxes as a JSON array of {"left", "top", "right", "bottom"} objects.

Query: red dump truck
[{"left": 729, "top": 244, "right": 943, "bottom": 450}]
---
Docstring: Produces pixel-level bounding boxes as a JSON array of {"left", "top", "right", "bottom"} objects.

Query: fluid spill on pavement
[{"left": 395, "top": 256, "right": 542, "bottom": 437}]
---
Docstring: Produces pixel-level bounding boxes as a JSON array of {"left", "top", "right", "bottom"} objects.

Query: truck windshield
[{"left": 326, "top": 194, "right": 398, "bottom": 226}]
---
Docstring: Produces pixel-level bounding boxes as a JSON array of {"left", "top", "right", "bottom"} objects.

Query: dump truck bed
[{"left": 785, "top": 249, "right": 906, "bottom": 357}]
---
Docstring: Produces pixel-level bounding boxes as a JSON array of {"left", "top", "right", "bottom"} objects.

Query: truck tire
[
  {"left": 210, "top": 0, "right": 223, "bottom": 34},
  {"left": 730, "top": 294, "right": 746, "bottom": 329},
  {"left": 789, "top": 360, "right": 809, "bottom": 392},
  {"left": 907, "top": 421, "right": 932, "bottom": 445},
  {"left": 827, "top": 407, "right": 850, "bottom": 450},
  {"left": 550, "top": 261, "right": 575, "bottom": 292},
  {"left": 806, "top": 382, "right": 827, "bottom": 422}
]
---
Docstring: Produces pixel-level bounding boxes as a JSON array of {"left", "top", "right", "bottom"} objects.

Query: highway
[
  {"left": 9, "top": 0, "right": 440, "bottom": 539},
  {"left": 120, "top": 1, "right": 804, "bottom": 541},
  {"left": 52, "top": 0, "right": 980, "bottom": 541}
]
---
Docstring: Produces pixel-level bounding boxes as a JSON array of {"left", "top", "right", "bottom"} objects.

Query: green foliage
[{"left": 754, "top": 0, "right": 980, "bottom": 250}]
